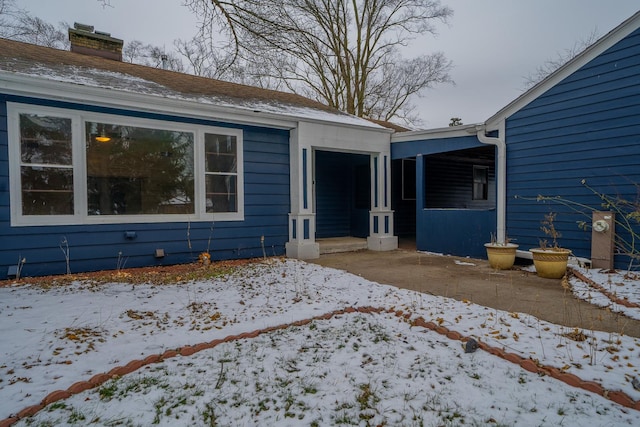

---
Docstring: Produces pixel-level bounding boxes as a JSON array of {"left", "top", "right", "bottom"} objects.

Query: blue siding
[
  {"left": 0, "top": 95, "right": 290, "bottom": 277},
  {"left": 315, "top": 151, "right": 369, "bottom": 238},
  {"left": 507, "top": 28, "right": 640, "bottom": 268},
  {"left": 416, "top": 209, "right": 496, "bottom": 257}
]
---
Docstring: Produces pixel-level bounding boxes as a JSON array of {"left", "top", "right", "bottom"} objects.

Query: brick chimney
[{"left": 68, "top": 22, "right": 123, "bottom": 61}]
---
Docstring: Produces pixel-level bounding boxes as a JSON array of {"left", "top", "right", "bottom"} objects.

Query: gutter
[{"left": 475, "top": 122, "right": 507, "bottom": 243}]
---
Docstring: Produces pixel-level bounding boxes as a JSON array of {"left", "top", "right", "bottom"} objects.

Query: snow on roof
[{"left": 0, "top": 38, "right": 382, "bottom": 129}]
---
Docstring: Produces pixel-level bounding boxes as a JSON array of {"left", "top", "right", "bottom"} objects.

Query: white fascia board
[
  {"left": 0, "top": 71, "right": 297, "bottom": 130},
  {"left": 486, "top": 11, "right": 640, "bottom": 129},
  {"left": 391, "top": 123, "right": 482, "bottom": 143},
  {"left": 297, "top": 120, "right": 391, "bottom": 153}
]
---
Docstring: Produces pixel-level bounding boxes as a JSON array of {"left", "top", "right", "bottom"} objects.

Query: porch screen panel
[
  {"left": 85, "top": 122, "right": 195, "bottom": 215},
  {"left": 19, "top": 114, "right": 74, "bottom": 215}
]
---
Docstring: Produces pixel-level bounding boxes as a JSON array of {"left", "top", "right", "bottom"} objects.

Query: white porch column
[
  {"left": 367, "top": 152, "right": 398, "bottom": 251},
  {"left": 285, "top": 128, "right": 319, "bottom": 259}
]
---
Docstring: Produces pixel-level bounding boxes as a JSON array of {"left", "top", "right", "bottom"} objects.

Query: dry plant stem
[
  {"left": 15, "top": 256, "right": 26, "bottom": 280},
  {"left": 541, "top": 212, "right": 562, "bottom": 249},
  {"left": 59, "top": 237, "right": 71, "bottom": 275},
  {"left": 517, "top": 179, "right": 640, "bottom": 270},
  {"left": 186, "top": 220, "right": 192, "bottom": 251},
  {"left": 206, "top": 220, "right": 215, "bottom": 254}
]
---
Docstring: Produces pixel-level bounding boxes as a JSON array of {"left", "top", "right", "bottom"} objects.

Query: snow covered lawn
[{"left": 1, "top": 258, "right": 639, "bottom": 426}]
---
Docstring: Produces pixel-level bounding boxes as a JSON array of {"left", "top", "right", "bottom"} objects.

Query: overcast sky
[{"left": 18, "top": 0, "right": 640, "bottom": 128}]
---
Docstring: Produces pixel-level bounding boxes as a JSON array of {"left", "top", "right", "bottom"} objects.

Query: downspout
[{"left": 476, "top": 121, "right": 507, "bottom": 243}]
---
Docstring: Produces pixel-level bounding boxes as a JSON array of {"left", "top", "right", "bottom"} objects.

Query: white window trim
[{"left": 8, "top": 102, "right": 244, "bottom": 226}]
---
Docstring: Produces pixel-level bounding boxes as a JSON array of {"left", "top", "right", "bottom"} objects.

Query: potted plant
[
  {"left": 530, "top": 212, "right": 571, "bottom": 279},
  {"left": 484, "top": 233, "right": 519, "bottom": 270}
]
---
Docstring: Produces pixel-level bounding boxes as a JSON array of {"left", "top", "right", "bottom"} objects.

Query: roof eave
[
  {"left": 0, "top": 71, "right": 301, "bottom": 129},
  {"left": 391, "top": 123, "right": 482, "bottom": 142},
  {"left": 0, "top": 71, "right": 388, "bottom": 132}
]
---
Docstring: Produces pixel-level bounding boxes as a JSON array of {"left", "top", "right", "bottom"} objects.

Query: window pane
[
  {"left": 472, "top": 166, "right": 488, "bottom": 200},
  {"left": 21, "top": 166, "right": 74, "bottom": 215},
  {"left": 86, "top": 122, "right": 195, "bottom": 215},
  {"left": 206, "top": 174, "right": 237, "bottom": 213},
  {"left": 20, "top": 114, "right": 72, "bottom": 165},
  {"left": 473, "top": 166, "right": 488, "bottom": 184},
  {"left": 205, "top": 134, "right": 237, "bottom": 173}
]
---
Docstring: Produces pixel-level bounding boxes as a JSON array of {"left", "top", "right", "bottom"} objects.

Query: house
[
  {"left": 391, "top": 11, "right": 640, "bottom": 270},
  {"left": 0, "top": 24, "right": 396, "bottom": 278},
  {"left": 4, "top": 10, "right": 640, "bottom": 278}
]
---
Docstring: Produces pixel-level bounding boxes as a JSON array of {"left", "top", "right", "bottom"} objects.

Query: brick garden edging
[
  {"left": 571, "top": 268, "right": 640, "bottom": 309},
  {"left": 2, "top": 306, "right": 638, "bottom": 426}
]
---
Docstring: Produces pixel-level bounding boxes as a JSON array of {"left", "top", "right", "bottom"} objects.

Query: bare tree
[
  {"left": 185, "top": 0, "right": 454, "bottom": 125},
  {"left": 123, "top": 40, "right": 185, "bottom": 72},
  {"left": 0, "top": 0, "right": 18, "bottom": 38},
  {"left": 174, "top": 37, "right": 237, "bottom": 78},
  {"left": 122, "top": 40, "right": 146, "bottom": 63},
  {"left": 11, "top": 15, "right": 69, "bottom": 49},
  {"left": 0, "top": 0, "right": 69, "bottom": 49},
  {"left": 523, "top": 28, "right": 600, "bottom": 90}
]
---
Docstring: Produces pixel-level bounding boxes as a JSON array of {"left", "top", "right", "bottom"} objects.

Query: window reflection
[
  {"left": 19, "top": 114, "right": 74, "bottom": 215},
  {"left": 86, "top": 122, "right": 195, "bottom": 215},
  {"left": 205, "top": 133, "right": 238, "bottom": 213}
]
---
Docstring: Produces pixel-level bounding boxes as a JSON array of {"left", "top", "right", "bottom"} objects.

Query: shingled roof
[{"left": 0, "top": 37, "right": 380, "bottom": 128}]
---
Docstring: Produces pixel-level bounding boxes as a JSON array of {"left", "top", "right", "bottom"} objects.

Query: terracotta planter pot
[
  {"left": 530, "top": 248, "right": 571, "bottom": 279},
  {"left": 484, "top": 243, "right": 519, "bottom": 270}
]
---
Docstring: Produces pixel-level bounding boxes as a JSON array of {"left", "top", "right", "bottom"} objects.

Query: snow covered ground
[
  {"left": 569, "top": 268, "right": 640, "bottom": 321},
  {"left": 1, "top": 258, "right": 639, "bottom": 426}
]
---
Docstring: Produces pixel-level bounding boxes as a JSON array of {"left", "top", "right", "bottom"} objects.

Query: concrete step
[{"left": 318, "top": 237, "right": 368, "bottom": 255}]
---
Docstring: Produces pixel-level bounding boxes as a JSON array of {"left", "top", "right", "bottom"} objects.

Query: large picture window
[
  {"left": 86, "top": 122, "right": 195, "bottom": 216},
  {"left": 8, "top": 104, "right": 244, "bottom": 225}
]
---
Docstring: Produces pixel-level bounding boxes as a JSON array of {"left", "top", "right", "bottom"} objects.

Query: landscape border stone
[{"left": 2, "top": 305, "right": 638, "bottom": 426}]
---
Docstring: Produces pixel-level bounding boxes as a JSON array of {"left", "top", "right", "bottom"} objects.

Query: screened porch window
[{"left": 423, "top": 147, "right": 495, "bottom": 209}]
